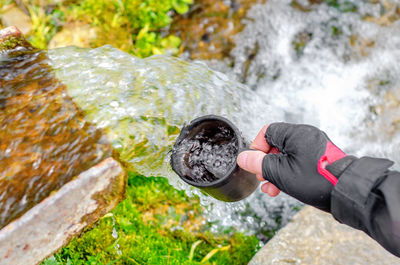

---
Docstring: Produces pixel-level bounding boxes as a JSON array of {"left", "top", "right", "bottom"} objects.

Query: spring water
[{"left": 47, "top": 0, "right": 400, "bottom": 239}]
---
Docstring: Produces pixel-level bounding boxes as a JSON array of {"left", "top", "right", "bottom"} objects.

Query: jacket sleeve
[{"left": 331, "top": 156, "right": 400, "bottom": 257}]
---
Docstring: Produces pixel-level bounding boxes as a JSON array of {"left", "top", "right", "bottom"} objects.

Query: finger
[
  {"left": 256, "top": 174, "right": 264, "bottom": 181},
  {"left": 250, "top": 124, "right": 272, "bottom": 153},
  {"left": 262, "top": 153, "right": 287, "bottom": 189},
  {"left": 261, "top": 182, "right": 280, "bottom": 197},
  {"left": 237, "top": 150, "right": 266, "bottom": 176},
  {"left": 265, "top": 122, "right": 295, "bottom": 152}
]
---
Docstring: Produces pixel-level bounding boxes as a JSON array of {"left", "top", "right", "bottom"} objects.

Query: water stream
[
  {"left": 46, "top": 0, "right": 400, "bottom": 240},
  {"left": 0, "top": 38, "right": 113, "bottom": 229}
]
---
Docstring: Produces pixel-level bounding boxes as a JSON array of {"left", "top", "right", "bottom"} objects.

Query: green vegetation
[
  {"left": 324, "top": 0, "right": 358, "bottom": 13},
  {"left": 28, "top": 5, "right": 65, "bottom": 49},
  {"left": 66, "top": 0, "right": 191, "bottom": 57},
  {"left": 42, "top": 172, "right": 260, "bottom": 265},
  {"left": 292, "top": 31, "right": 312, "bottom": 58},
  {"left": 1, "top": 0, "right": 192, "bottom": 57}
]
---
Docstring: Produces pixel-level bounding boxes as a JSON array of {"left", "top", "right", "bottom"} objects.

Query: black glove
[{"left": 262, "top": 123, "right": 356, "bottom": 212}]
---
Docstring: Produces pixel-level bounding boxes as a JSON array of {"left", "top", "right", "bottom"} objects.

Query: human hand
[
  {"left": 238, "top": 125, "right": 281, "bottom": 197},
  {"left": 237, "top": 123, "right": 356, "bottom": 211}
]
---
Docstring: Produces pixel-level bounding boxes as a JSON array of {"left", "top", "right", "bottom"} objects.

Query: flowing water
[
  {"left": 0, "top": 36, "right": 113, "bottom": 229},
  {"left": 45, "top": 0, "right": 400, "bottom": 240},
  {"left": 47, "top": 45, "right": 287, "bottom": 239}
]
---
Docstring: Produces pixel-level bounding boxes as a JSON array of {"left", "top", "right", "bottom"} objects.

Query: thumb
[
  {"left": 262, "top": 153, "right": 287, "bottom": 189},
  {"left": 237, "top": 150, "right": 266, "bottom": 176}
]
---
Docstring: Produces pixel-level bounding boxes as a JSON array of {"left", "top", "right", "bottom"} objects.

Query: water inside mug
[{"left": 172, "top": 120, "right": 239, "bottom": 184}]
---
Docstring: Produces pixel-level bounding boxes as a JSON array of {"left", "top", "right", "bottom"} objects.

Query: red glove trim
[{"left": 317, "top": 141, "right": 346, "bottom": 186}]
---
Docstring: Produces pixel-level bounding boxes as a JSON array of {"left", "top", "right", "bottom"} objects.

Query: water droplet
[{"left": 112, "top": 227, "right": 118, "bottom": 239}]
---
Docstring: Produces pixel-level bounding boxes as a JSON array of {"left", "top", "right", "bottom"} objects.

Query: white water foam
[
  {"left": 229, "top": 0, "right": 400, "bottom": 159},
  {"left": 203, "top": 0, "right": 400, "bottom": 235}
]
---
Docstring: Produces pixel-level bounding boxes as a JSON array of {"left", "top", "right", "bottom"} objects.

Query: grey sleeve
[{"left": 331, "top": 156, "right": 400, "bottom": 257}]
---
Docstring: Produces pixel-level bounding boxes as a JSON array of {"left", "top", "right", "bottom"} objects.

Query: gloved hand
[{"left": 237, "top": 122, "right": 357, "bottom": 212}]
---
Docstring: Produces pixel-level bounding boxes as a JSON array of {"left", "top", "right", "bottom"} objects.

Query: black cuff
[
  {"left": 330, "top": 157, "right": 393, "bottom": 229},
  {"left": 326, "top": 155, "right": 357, "bottom": 178}
]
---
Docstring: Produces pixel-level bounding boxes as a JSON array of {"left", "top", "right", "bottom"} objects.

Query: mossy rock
[{"left": 0, "top": 26, "right": 36, "bottom": 55}]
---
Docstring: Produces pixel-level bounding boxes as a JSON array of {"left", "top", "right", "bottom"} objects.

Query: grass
[{"left": 42, "top": 172, "right": 260, "bottom": 265}]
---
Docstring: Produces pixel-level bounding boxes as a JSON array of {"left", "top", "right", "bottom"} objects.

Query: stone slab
[
  {"left": 249, "top": 206, "right": 400, "bottom": 265},
  {"left": 0, "top": 157, "right": 126, "bottom": 265}
]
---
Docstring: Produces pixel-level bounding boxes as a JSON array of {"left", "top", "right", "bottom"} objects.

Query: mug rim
[{"left": 170, "top": 115, "right": 245, "bottom": 188}]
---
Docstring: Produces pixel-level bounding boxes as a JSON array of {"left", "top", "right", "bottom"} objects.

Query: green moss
[
  {"left": 0, "top": 37, "right": 23, "bottom": 51},
  {"left": 0, "top": 33, "right": 38, "bottom": 56},
  {"left": 42, "top": 172, "right": 260, "bottom": 265}
]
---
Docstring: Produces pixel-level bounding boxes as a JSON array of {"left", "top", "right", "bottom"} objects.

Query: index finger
[{"left": 250, "top": 124, "right": 272, "bottom": 153}]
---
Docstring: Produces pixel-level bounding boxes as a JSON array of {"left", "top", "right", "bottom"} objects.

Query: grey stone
[
  {"left": 250, "top": 206, "right": 400, "bottom": 265},
  {"left": 0, "top": 158, "right": 126, "bottom": 265}
]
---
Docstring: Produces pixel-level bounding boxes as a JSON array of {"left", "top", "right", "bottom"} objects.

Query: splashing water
[
  {"left": 48, "top": 46, "right": 287, "bottom": 238},
  {"left": 111, "top": 216, "right": 122, "bottom": 255},
  {"left": 47, "top": 0, "right": 400, "bottom": 239},
  {"left": 205, "top": 0, "right": 400, "bottom": 235},
  {"left": 228, "top": 0, "right": 400, "bottom": 161},
  {"left": 48, "top": 47, "right": 278, "bottom": 176}
]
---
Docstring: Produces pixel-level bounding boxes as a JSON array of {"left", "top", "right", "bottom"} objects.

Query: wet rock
[
  {"left": 0, "top": 26, "right": 113, "bottom": 228},
  {"left": 0, "top": 5, "right": 32, "bottom": 35},
  {"left": 48, "top": 22, "right": 97, "bottom": 49},
  {"left": 363, "top": 0, "right": 400, "bottom": 27},
  {"left": 249, "top": 206, "right": 400, "bottom": 265},
  {"left": 170, "top": 0, "right": 263, "bottom": 60},
  {"left": 0, "top": 158, "right": 126, "bottom": 265},
  {"left": 0, "top": 26, "right": 126, "bottom": 265}
]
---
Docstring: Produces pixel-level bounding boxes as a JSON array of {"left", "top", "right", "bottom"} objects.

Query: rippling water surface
[
  {"left": 47, "top": 0, "right": 400, "bottom": 239},
  {"left": 0, "top": 35, "right": 113, "bottom": 229}
]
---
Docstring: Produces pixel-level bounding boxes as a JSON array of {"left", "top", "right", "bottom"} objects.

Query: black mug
[{"left": 170, "top": 115, "right": 259, "bottom": 202}]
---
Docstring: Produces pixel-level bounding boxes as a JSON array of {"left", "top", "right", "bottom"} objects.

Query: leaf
[
  {"left": 188, "top": 240, "right": 202, "bottom": 261},
  {"left": 172, "top": 0, "right": 190, "bottom": 14},
  {"left": 161, "top": 35, "right": 181, "bottom": 48},
  {"left": 201, "top": 245, "right": 231, "bottom": 263},
  {"left": 137, "top": 24, "right": 149, "bottom": 40},
  {"left": 152, "top": 47, "right": 163, "bottom": 55}
]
